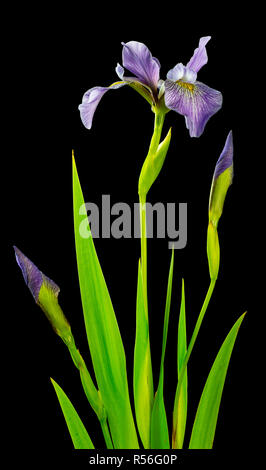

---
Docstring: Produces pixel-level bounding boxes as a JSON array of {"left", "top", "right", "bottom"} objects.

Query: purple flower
[
  {"left": 79, "top": 38, "right": 222, "bottom": 137},
  {"left": 164, "top": 37, "right": 222, "bottom": 137}
]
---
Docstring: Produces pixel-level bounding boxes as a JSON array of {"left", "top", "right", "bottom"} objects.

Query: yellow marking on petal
[{"left": 176, "top": 80, "right": 195, "bottom": 93}]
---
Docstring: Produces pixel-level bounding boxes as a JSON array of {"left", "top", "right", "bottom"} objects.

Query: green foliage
[
  {"left": 172, "top": 279, "right": 188, "bottom": 449},
  {"left": 134, "top": 261, "right": 153, "bottom": 448},
  {"left": 189, "top": 312, "right": 246, "bottom": 449},
  {"left": 51, "top": 378, "right": 94, "bottom": 449},
  {"left": 150, "top": 249, "right": 174, "bottom": 449},
  {"left": 73, "top": 154, "right": 139, "bottom": 449}
]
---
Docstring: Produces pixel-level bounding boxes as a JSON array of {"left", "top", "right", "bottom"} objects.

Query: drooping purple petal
[
  {"left": 14, "top": 246, "right": 59, "bottom": 302},
  {"left": 186, "top": 36, "right": 211, "bottom": 73},
  {"left": 213, "top": 131, "right": 233, "bottom": 181},
  {"left": 164, "top": 79, "right": 222, "bottom": 137},
  {"left": 78, "top": 82, "right": 125, "bottom": 129},
  {"left": 121, "top": 41, "right": 160, "bottom": 91}
]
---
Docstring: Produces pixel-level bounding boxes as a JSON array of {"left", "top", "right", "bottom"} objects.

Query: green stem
[
  {"left": 100, "top": 419, "right": 114, "bottom": 449},
  {"left": 67, "top": 336, "right": 114, "bottom": 449},
  {"left": 139, "top": 192, "right": 148, "bottom": 313},
  {"left": 172, "top": 279, "right": 216, "bottom": 448},
  {"left": 138, "top": 109, "right": 166, "bottom": 312}
]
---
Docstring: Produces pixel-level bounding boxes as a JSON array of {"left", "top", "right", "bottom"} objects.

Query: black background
[{"left": 5, "top": 5, "right": 259, "bottom": 467}]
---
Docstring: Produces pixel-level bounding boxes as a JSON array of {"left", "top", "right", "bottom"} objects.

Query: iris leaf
[
  {"left": 133, "top": 260, "right": 153, "bottom": 448},
  {"left": 189, "top": 312, "right": 246, "bottom": 449},
  {"left": 72, "top": 153, "right": 139, "bottom": 449},
  {"left": 172, "top": 279, "right": 188, "bottom": 449},
  {"left": 51, "top": 378, "right": 94, "bottom": 449},
  {"left": 150, "top": 249, "right": 174, "bottom": 449}
]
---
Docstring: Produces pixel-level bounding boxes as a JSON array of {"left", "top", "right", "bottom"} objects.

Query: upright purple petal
[
  {"left": 14, "top": 246, "right": 59, "bottom": 302},
  {"left": 78, "top": 82, "right": 125, "bottom": 129},
  {"left": 121, "top": 41, "right": 160, "bottom": 90},
  {"left": 186, "top": 36, "right": 211, "bottom": 73},
  {"left": 164, "top": 79, "right": 222, "bottom": 137}
]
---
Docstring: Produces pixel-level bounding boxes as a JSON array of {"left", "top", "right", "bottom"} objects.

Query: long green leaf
[
  {"left": 51, "top": 378, "right": 94, "bottom": 449},
  {"left": 133, "top": 260, "right": 153, "bottom": 448},
  {"left": 189, "top": 312, "right": 246, "bottom": 449},
  {"left": 172, "top": 279, "right": 187, "bottom": 449},
  {"left": 150, "top": 249, "right": 174, "bottom": 449},
  {"left": 72, "top": 153, "right": 139, "bottom": 449}
]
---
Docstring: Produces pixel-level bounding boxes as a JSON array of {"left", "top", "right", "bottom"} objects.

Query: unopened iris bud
[
  {"left": 209, "top": 131, "right": 234, "bottom": 227},
  {"left": 14, "top": 246, "right": 71, "bottom": 344},
  {"left": 139, "top": 126, "right": 171, "bottom": 197},
  {"left": 207, "top": 131, "right": 233, "bottom": 280}
]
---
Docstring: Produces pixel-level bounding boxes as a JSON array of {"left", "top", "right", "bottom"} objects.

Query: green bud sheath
[
  {"left": 37, "top": 279, "right": 71, "bottom": 344},
  {"left": 207, "top": 222, "right": 220, "bottom": 280},
  {"left": 138, "top": 110, "right": 171, "bottom": 198}
]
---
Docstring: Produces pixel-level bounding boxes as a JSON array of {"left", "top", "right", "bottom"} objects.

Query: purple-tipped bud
[
  {"left": 14, "top": 246, "right": 60, "bottom": 302},
  {"left": 14, "top": 246, "right": 71, "bottom": 341},
  {"left": 209, "top": 131, "right": 234, "bottom": 227},
  {"left": 213, "top": 130, "right": 233, "bottom": 181}
]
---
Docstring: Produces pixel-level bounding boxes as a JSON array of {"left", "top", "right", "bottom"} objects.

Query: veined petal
[
  {"left": 78, "top": 82, "right": 125, "bottom": 129},
  {"left": 121, "top": 41, "right": 160, "bottom": 90},
  {"left": 116, "top": 63, "right": 154, "bottom": 104},
  {"left": 164, "top": 79, "right": 222, "bottom": 137},
  {"left": 186, "top": 36, "right": 211, "bottom": 73}
]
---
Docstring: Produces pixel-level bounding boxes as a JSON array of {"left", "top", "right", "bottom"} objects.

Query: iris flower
[{"left": 79, "top": 38, "right": 222, "bottom": 137}]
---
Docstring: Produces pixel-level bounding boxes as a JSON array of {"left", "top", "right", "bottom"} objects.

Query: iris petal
[
  {"left": 121, "top": 41, "right": 160, "bottom": 90},
  {"left": 78, "top": 82, "right": 125, "bottom": 129},
  {"left": 164, "top": 79, "right": 222, "bottom": 137},
  {"left": 186, "top": 36, "right": 211, "bottom": 73}
]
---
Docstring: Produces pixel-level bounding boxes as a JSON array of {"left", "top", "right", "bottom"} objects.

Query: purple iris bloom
[
  {"left": 164, "top": 37, "right": 223, "bottom": 137},
  {"left": 79, "top": 38, "right": 222, "bottom": 137}
]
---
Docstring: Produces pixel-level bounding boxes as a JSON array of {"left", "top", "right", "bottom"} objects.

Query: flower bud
[
  {"left": 209, "top": 131, "right": 233, "bottom": 227},
  {"left": 14, "top": 246, "right": 71, "bottom": 343},
  {"left": 138, "top": 127, "right": 171, "bottom": 197},
  {"left": 207, "top": 131, "right": 233, "bottom": 280}
]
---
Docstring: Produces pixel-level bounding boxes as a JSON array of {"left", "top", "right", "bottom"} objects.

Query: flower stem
[
  {"left": 67, "top": 336, "right": 114, "bottom": 449},
  {"left": 139, "top": 192, "right": 148, "bottom": 312},
  {"left": 172, "top": 279, "right": 216, "bottom": 448},
  {"left": 138, "top": 108, "right": 166, "bottom": 312},
  {"left": 100, "top": 418, "right": 114, "bottom": 449}
]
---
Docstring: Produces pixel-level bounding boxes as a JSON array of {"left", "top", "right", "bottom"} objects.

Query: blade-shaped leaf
[
  {"left": 150, "top": 249, "right": 174, "bottom": 449},
  {"left": 172, "top": 279, "right": 187, "bottom": 449},
  {"left": 72, "top": 153, "right": 139, "bottom": 449},
  {"left": 51, "top": 378, "right": 94, "bottom": 449},
  {"left": 189, "top": 312, "right": 246, "bottom": 449},
  {"left": 134, "top": 260, "right": 153, "bottom": 449}
]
